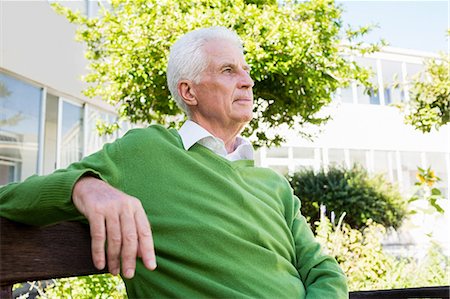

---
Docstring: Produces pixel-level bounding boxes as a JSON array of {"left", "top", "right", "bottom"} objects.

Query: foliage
[
  {"left": 396, "top": 52, "right": 450, "bottom": 133},
  {"left": 409, "top": 166, "right": 446, "bottom": 214},
  {"left": 36, "top": 274, "right": 126, "bottom": 299},
  {"left": 315, "top": 214, "right": 450, "bottom": 291},
  {"left": 288, "top": 164, "right": 407, "bottom": 230},
  {"left": 51, "top": 0, "right": 381, "bottom": 147}
]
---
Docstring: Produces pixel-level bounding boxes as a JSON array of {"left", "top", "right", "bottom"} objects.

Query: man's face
[{"left": 189, "top": 39, "right": 254, "bottom": 129}]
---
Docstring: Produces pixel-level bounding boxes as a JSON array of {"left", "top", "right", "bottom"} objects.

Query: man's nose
[{"left": 238, "top": 70, "right": 254, "bottom": 89}]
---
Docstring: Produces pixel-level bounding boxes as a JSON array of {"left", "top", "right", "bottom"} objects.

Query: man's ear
[{"left": 178, "top": 80, "right": 198, "bottom": 107}]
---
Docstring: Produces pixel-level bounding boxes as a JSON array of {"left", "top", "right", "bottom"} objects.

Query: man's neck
[{"left": 188, "top": 119, "right": 244, "bottom": 154}]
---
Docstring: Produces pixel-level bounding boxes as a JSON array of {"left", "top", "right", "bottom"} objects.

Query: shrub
[
  {"left": 35, "top": 274, "right": 126, "bottom": 299},
  {"left": 288, "top": 164, "right": 407, "bottom": 230},
  {"left": 315, "top": 214, "right": 450, "bottom": 291}
]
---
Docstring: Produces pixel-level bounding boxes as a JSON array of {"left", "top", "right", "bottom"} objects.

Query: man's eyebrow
[
  {"left": 220, "top": 63, "right": 234, "bottom": 68},
  {"left": 219, "top": 62, "right": 251, "bottom": 72}
]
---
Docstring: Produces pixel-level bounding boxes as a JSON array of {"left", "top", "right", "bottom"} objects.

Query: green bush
[
  {"left": 288, "top": 164, "right": 408, "bottom": 230},
  {"left": 35, "top": 274, "right": 126, "bottom": 299},
  {"left": 315, "top": 214, "right": 450, "bottom": 290}
]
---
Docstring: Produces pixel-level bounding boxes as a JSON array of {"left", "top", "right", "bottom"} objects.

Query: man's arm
[
  {"left": 72, "top": 176, "right": 156, "bottom": 278},
  {"left": 0, "top": 132, "right": 156, "bottom": 278},
  {"left": 290, "top": 196, "right": 348, "bottom": 299}
]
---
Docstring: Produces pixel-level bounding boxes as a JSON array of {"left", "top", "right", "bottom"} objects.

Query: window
[
  {"left": 405, "top": 63, "right": 424, "bottom": 80},
  {"left": 373, "top": 150, "right": 396, "bottom": 182},
  {"left": 266, "top": 147, "right": 288, "bottom": 158},
  {"left": 86, "top": 107, "right": 117, "bottom": 156},
  {"left": 328, "top": 148, "right": 346, "bottom": 167},
  {"left": 43, "top": 93, "right": 59, "bottom": 174},
  {"left": 0, "top": 161, "right": 16, "bottom": 185},
  {"left": 339, "top": 87, "right": 354, "bottom": 104},
  {"left": 404, "top": 63, "right": 425, "bottom": 100},
  {"left": 354, "top": 57, "right": 379, "bottom": 105},
  {"left": 0, "top": 72, "right": 42, "bottom": 184},
  {"left": 293, "top": 147, "right": 314, "bottom": 159},
  {"left": 268, "top": 165, "right": 289, "bottom": 175},
  {"left": 381, "top": 60, "right": 404, "bottom": 104},
  {"left": 399, "top": 151, "right": 422, "bottom": 193},
  {"left": 425, "top": 152, "right": 448, "bottom": 197},
  {"left": 59, "top": 100, "right": 84, "bottom": 168},
  {"left": 349, "top": 149, "right": 367, "bottom": 168}
]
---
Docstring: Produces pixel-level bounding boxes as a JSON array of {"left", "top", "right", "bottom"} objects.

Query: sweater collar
[{"left": 178, "top": 120, "right": 254, "bottom": 161}]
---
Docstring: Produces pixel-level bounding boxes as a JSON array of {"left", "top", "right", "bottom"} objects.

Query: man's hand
[{"left": 72, "top": 176, "right": 156, "bottom": 279}]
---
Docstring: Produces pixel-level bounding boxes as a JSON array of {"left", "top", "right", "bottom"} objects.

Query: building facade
[
  {"left": 258, "top": 47, "right": 449, "bottom": 199},
  {"left": 1, "top": 1, "right": 138, "bottom": 184}
]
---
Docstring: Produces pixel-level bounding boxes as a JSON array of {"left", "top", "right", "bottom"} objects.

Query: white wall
[
  {"left": 1, "top": 1, "right": 88, "bottom": 99},
  {"left": 283, "top": 103, "right": 449, "bottom": 153}
]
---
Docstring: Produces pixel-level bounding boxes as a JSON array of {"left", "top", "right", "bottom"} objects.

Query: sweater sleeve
[
  {"left": 0, "top": 137, "right": 124, "bottom": 226},
  {"left": 290, "top": 195, "right": 349, "bottom": 299}
]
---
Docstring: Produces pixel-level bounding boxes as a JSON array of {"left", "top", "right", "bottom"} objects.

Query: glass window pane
[
  {"left": 43, "top": 94, "right": 58, "bottom": 174},
  {"left": 405, "top": 63, "right": 425, "bottom": 100},
  {"left": 266, "top": 147, "right": 288, "bottom": 158},
  {"left": 0, "top": 162, "right": 16, "bottom": 185},
  {"left": 400, "top": 151, "right": 422, "bottom": 192},
  {"left": 86, "top": 107, "right": 117, "bottom": 155},
  {"left": 118, "top": 120, "right": 132, "bottom": 138},
  {"left": 381, "top": 60, "right": 404, "bottom": 104},
  {"left": 328, "top": 148, "right": 345, "bottom": 167},
  {"left": 268, "top": 165, "right": 289, "bottom": 175},
  {"left": 405, "top": 63, "right": 424, "bottom": 81},
  {"left": 349, "top": 149, "right": 367, "bottom": 168},
  {"left": 340, "top": 87, "right": 354, "bottom": 104},
  {"left": 293, "top": 147, "right": 314, "bottom": 159},
  {"left": 0, "top": 72, "right": 41, "bottom": 183},
  {"left": 373, "top": 150, "right": 396, "bottom": 182},
  {"left": 425, "top": 152, "right": 448, "bottom": 196},
  {"left": 294, "top": 164, "right": 312, "bottom": 173},
  {"left": 60, "top": 101, "right": 84, "bottom": 168},
  {"left": 354, "top": 57, "right": 379, "bottom": 105}
]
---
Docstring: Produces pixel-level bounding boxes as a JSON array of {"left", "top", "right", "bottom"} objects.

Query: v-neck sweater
[{"left": 0, "top": 125, "right": 348, "bottom": 299}]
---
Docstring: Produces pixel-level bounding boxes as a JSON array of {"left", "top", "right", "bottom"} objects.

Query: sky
[{"left": 337, "top": 0, "right": 449, "bottom": 53}]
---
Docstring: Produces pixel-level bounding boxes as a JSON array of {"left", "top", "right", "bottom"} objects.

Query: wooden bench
[
  {"left": 0, "top": 217, "right": 106, "bottom": 298},
  {"left": 0, "top": 217, "right": 449, "bottom": 299}
]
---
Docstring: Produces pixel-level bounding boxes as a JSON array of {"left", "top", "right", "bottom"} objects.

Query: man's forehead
[{"left": 203, "top": 40, "right": 247, "bottom": 65}]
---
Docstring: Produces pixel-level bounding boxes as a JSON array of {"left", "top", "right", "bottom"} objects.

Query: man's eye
[{"left": 223, "top": 68, "right": 232, "bottom": 73}]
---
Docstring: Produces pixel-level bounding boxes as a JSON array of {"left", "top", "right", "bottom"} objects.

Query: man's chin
[{"left": 236, "top": 114, "right": 253, "bottom": 125}]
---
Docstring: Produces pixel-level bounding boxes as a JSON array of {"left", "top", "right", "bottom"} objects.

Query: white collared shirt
[{"left": 178, "top": 120, "right": 254, "bottom": 161}]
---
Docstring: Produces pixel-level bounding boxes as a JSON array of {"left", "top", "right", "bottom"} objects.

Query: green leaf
[{"left": 431, "top": 188, "right": 442, "bottom": 196}]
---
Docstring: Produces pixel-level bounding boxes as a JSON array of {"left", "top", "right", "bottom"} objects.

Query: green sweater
[{"left": 0, "top": 125, "right": 348, "bottom": 299}]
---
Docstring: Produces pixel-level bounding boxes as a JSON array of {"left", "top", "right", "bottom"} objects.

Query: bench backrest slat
[{"left": 0, "top": 217, "right": 106, "bottom": 298}]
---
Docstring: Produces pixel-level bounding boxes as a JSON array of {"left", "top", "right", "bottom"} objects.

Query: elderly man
[{"left": 0, "top": 27, "right": 348, "bottom": 298}]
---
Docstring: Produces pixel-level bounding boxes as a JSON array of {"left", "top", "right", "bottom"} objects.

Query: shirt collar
[{"left": 178, "top": 120, "right": 254, "bottom": 161}]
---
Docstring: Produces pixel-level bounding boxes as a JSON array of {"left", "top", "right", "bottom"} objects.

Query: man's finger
[
  {"left": 120, "top": 207, "right": 138, "bottom": 279},
  {"left": 106, "top": 213, "right": 122, "bottom": 276},
  {"left": 135, "top": 206, "right": 157, "bottom": 270},
  {"left": 89, "top": 216, "right": 106, "bottom": 270}
]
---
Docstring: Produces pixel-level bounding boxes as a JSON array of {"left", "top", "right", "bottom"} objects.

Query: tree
[
  {"left": 52, "top": 0, "right": 379, "bottom": 147},
  {"left": 397, "top": 52, "right": 450, "bottom": 133}
]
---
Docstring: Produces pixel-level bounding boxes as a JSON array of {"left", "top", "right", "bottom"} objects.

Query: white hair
[{"left": 167, "top": 26, "right": 243, "bottom": 116}]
